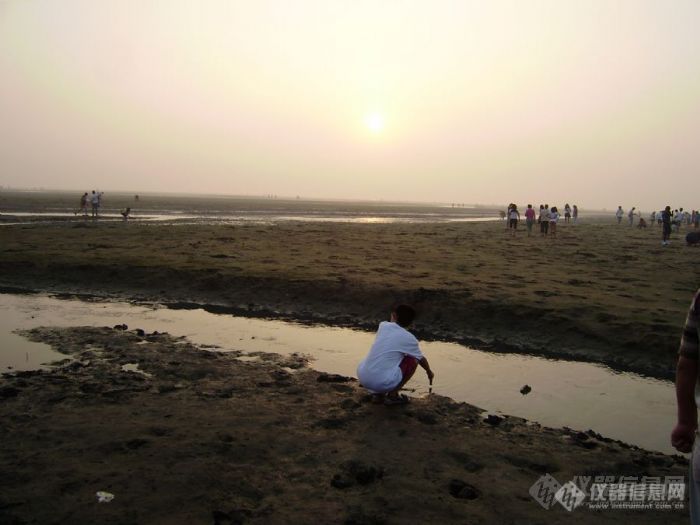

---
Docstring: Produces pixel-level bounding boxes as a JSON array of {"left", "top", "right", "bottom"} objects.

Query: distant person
[
  {"left": 616, "top": 206, "right": 624, "bottom": 224},
  {"left": 651, "top": 211, "right": 656, "bottom": 225},
  {"left": 662, "top": 205, "right": 672, "bottom": 246},
  {"left": 564, "top": 203, "right": 571, "bottom": 223},
  {"left": 671, "top": 288, "right": 700, "bottom": 522},
  {"left": 121, "top": 207, "right": 131, "bottom": 222},
  {"left": 686, "top": 231, "right": 700, "bottom": 246},
  {"left": 628, "top": 207, "right": 636, "bottom": 226},
  {"left": 79, "top": 192, "right": 88, "bottom": 216},
  {"left": 637, "top": 217, "right": 647, "bottom": 229},
  {"left": 695, "top": 210, "right": 699, "bottom": 230},
  {"left": 508, "top": 205, "right": 520, "bottom": 236},
  {"left": 539, "top": 205, "right": 549, "bottom": 236},
  {"left": 506, "top": 203, "right": 516, "bottom": 231},
  {"left": 357, "top": 305, "right": 434, "bottom": 406},
  {"left": 90, "top": 191, "right": 99, "bottom": 218},
  {"left": 134, "top": 194, "right": 140, "bottom": 202},
  {"left": 673, "top": 209, "right": 682, "bottom": 232},
  {"left": 572, "top": 204, "right": 579, "bottom": 224},
  {"left": 549, "top": 206, "right": 560, "bottom": 237},
  {"left": 524, "top": 204, "right": 536, "bottom": 236}
]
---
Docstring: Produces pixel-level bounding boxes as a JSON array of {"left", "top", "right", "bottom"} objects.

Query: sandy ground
[
  {"left": 0, "top": 327, "right": 689, "bottom": 524},
  {"left": 0, "top": 218, "right": 698, "bottom": 378}
]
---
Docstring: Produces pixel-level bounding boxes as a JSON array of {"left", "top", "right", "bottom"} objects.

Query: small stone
[
  {"left": 484, "top": 414, "right": 503, "bottom": 426},
  {"left": 520, "top": 385, "right": 532, "bottom": 395}
]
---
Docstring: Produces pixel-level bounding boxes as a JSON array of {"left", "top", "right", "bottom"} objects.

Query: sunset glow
[
  {"left": 364, "top": 113, "right": 385, "bottom": 135},
  {"left": 1, "top": 1, "right": 699, "bottom": 208}
]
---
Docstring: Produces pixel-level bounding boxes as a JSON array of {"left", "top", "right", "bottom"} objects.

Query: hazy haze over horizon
[{"left": 1, "top": 0, "right": 698, "bottom": 210}]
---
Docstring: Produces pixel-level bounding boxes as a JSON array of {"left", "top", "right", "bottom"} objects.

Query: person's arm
[
  {"left": 418, "top": 357, "right": 434, "bottom": 384},
  {"left": 672, "top": 355, "right": 698, "bottom": 453},
  {"left": 672, "top": 293, "right": 700, "bottom": 453}
]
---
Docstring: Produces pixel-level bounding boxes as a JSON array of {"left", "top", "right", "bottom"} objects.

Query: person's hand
[
  {"left": 426, "top": 369, "right": 434, "bottom": 385},
  {"left": 671, "top": 423, "right": 696, "bottom": 453}
]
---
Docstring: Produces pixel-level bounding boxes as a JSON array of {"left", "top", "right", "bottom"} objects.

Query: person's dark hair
[{"left": 393, "top": 304, "right": 416, "bottom": 327}]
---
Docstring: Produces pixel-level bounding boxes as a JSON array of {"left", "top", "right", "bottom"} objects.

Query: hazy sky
[{"left": 1, "top": 0, "right": 698, "bottom": 209}]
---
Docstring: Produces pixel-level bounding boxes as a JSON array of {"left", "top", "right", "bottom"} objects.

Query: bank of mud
[
  {"left": 0, "top": 261, "right": 678, "bottom": 380},
  {"left": 0, "top": 327, "right": 689, "bottom": 524}
]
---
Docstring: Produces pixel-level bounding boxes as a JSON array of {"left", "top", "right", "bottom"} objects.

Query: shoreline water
[{"left": 0, "top": 292, "right": 678, "bottom": 454}]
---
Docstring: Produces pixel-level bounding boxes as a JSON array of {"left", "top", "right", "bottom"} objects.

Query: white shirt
[
  {"left": 357, "top": 321, "right": 424, "bottom": 393},
  {"left": 549, "top": 211, "right": 560, "bottom": 223}
]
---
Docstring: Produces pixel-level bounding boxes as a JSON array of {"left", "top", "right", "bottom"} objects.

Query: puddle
[
  {"left": 120, "top": 363, "right": 153, "bottom": 378},
  {"left": 235, "top": 355, "right": 262, "bottom": 362},
  {"left": 0, "top": 293, "right": 677, "bottom": 454}
]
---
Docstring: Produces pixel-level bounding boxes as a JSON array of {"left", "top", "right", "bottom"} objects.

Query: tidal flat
[{"left": 1, "top": 196, "right": 698, "bottom": 522}]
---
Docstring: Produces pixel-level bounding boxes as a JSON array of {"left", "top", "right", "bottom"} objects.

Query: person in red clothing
[{"left": 524, "top": 204, "right": 536, "bottom": 237}]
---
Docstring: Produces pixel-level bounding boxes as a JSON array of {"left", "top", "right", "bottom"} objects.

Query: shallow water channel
[{"left": 0, "top": 293, "right": 677, "bottom": 455}]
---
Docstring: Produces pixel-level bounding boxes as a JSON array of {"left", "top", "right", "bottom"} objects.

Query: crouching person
[{"left": 357, "top": 304, "right": 434, "bottom": 405}]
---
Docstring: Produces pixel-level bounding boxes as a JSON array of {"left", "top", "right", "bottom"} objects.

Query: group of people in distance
[
  {"left": 77, "top": 191, "right": 104, "bottom": 218},
  {"left": 77, "top": 191, "right": 132, "bottom": 221},
  {"left": 616, "top": 205, "right": 700, "bottom": 246},
  {"left": 503, "top": 203, "right": 578, "bottom": 237}
]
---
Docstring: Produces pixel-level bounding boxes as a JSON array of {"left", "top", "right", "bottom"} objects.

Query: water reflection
[{"left": 0, "top": 293, "right": 676, "bottom": 454}]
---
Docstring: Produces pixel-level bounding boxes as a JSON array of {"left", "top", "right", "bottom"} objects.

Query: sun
[{"left": 364, "top": 112, "right": 385, "bottom": 134}]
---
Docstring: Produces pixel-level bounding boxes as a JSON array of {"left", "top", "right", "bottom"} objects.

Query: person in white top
[
  {"left": 357, "top": 305, "right": 434, "bottom": 405},
  {"left": 616, "top": 206, "right": 624, "bottom": 224},
  {"left": 508, "top": 205, "right": 520, "bottom": 237},
  {"left": 90, "top": 191, "right": 100, "bottom": 218},
  {"left": 539, "top": 205, "right": 550, "bottom": 236},
  {"left": 549, "top": 206, "right": 560, "bottom": 237}
]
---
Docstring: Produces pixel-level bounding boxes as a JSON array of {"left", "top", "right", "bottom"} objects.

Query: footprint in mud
[
  {"left": 448, "top": 479, "right": 480, "bottom": 500},
  {"left": 331, "top": 460, "right": 384, "bottom": 489}
]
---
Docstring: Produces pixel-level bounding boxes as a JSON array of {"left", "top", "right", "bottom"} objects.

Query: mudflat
[
  {"left": 0, "top": 327, "right": 688, "bottom": 524},
  {"left": 0, "top": 217, "right": 697, "bottom": 378}
]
